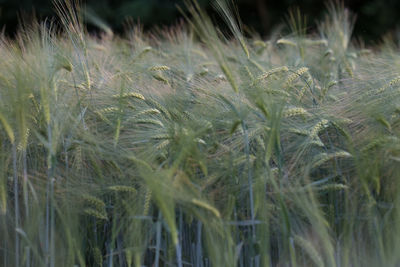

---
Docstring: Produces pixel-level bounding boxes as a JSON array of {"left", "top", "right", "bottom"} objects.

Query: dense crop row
[{"left": 1, "top": 1, "right": 400, "bottom": 266}]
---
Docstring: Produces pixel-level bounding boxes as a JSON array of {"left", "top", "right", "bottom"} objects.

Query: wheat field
[{"left": 0, "top": 1, "right": 400, "bottom": 266}]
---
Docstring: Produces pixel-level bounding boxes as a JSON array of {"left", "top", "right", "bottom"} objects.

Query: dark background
[{"left": 0, "top": 0, "right": 399, "bottom": 42}]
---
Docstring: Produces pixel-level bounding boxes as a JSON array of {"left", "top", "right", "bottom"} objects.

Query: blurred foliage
[{"left": 0, "top": 0, "right": 400, "bottom": 42}]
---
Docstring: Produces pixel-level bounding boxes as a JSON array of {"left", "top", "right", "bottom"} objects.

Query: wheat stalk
[
  {"left": 377, "top": 76, "right": 400, "bottom": 93},
  {"left": 148, "top": 65, "right": 171, "bottom": 71},
  {"left": 253, "top": 66, "right": 289, "bottom": 84}
]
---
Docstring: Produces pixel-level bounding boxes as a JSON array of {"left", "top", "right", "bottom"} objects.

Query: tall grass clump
[{"left": 0, "top": 0, "right": 400, "bottom": 266}]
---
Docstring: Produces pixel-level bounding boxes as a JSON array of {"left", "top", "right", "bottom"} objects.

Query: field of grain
[{"left": 1, "top": 1, "right": 400, "bottom": 266}]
